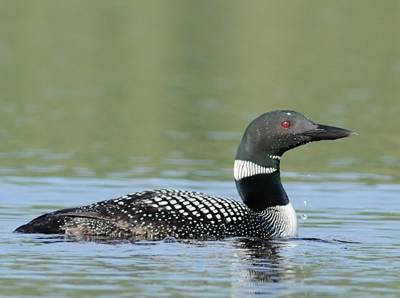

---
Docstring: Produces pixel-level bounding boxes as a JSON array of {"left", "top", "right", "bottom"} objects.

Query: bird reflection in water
[{"left": 230, "top": 237, "right": 297, "bottom": 294}]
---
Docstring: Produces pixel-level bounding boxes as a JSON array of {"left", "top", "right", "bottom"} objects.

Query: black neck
[{"left": 234, "top": 159, "right": 289, "bottom": 211}]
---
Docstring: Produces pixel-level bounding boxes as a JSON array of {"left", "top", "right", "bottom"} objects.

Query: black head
[{"left": 236, "top": 110, "right": 352, "bottom": 161}]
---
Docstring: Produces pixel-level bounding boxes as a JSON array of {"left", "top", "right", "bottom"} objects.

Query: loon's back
[{"left": 15, "top": 189, "right": 296, "bottom": 240}]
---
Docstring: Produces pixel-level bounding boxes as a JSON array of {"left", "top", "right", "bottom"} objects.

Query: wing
[{"left": 14, "top": 190, "right": 160, "bottom": 238}]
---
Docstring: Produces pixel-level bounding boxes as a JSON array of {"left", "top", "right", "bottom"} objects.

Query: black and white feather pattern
[
  {"left": 234, "top": 160, "right": 277, "bottom": 180},
  {"left": 17, "top": 189, "right": 297, "bottom": 240}
]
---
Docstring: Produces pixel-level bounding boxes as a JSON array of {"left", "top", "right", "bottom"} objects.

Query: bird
[{"left": 15, "top": 110, "right": 352, "bottom": 241}]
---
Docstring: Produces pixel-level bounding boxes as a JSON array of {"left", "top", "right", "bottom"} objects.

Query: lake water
[{"left": 1, "top": 1, "right": 399, "bottom": 297}]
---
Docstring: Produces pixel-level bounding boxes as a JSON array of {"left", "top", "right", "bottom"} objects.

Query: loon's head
[
  {"left": 236, "top": 110, "right": 352, "bottom": 162},
  {"left": 234, "top": 110, "right": 353, "bottom": 211}
]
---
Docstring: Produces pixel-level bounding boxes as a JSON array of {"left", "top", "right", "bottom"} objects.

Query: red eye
[{"left": 281, "top": 120, "right": 291, "bottom": 129}]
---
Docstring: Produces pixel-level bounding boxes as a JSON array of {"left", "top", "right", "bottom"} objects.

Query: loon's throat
[{"left": 234, "top": 159, "right": 289, "bottom": 211}]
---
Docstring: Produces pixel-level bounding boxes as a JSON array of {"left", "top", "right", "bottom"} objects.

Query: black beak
[{"left": 302, "top": 124, "right": 353, "bottom": 141}]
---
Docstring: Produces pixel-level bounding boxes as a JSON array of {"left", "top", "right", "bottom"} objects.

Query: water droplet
[{"left": 301, "top": 214, "right": 308, "bottom": 220}]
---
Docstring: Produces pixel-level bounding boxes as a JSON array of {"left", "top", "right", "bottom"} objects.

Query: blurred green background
[{"left": 0, "top": 0, "right": 399, "bottom": 182}]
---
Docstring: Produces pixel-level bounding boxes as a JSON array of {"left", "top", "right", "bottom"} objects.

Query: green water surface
[{"left": 0, "top": 0, "right": 398, "bottom": 182}]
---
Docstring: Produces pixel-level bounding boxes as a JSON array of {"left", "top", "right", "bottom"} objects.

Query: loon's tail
[
  {"left": 15, "top": 210, "right": 134, "bottom": 238},
  {"left": 14, "top": 212, "right": 67, "bottom": 234}
]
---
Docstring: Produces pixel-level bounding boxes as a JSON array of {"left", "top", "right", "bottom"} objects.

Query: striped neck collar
[{"left": 233, "top": 157, "right": 289, "bottom": 211}]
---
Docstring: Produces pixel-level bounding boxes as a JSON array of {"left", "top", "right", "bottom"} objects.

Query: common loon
[{"left": 15, "top": 110, "right": 352, "bottom": 240}]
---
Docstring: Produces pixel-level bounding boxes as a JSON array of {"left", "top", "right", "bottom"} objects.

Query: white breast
[
  {"left": 279, "top": 202, "right": 298, "bottom": 237},
  {"left": 262, "top": 202, "right": 298, "bottom": 238}
]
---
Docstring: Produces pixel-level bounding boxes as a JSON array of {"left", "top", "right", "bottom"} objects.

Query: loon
[{"left": 15, "top": 110, "right": 352, "bottom": 240}]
